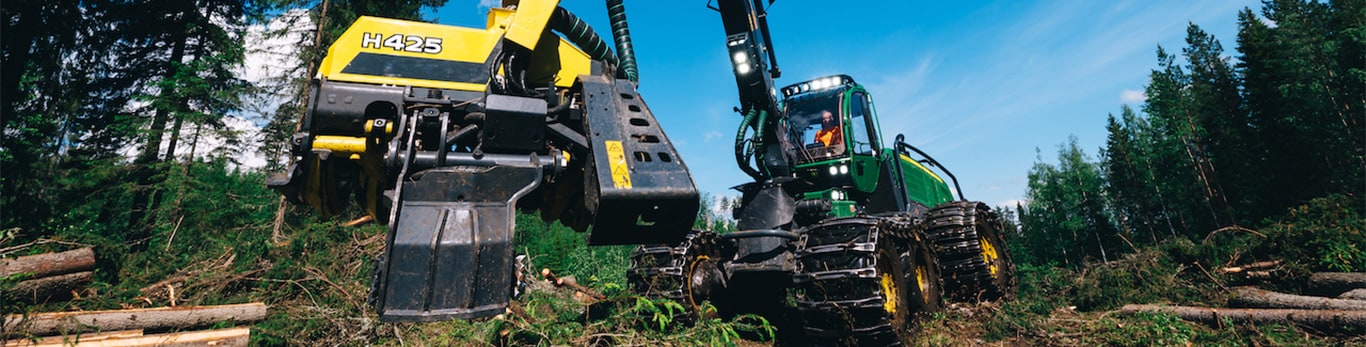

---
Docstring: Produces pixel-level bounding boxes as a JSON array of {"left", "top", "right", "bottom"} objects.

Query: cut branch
[
  {"left": 541, "top": 268, "right": 605, "bottom": 303},
  {"left": 1118, "top": 304, "right": 1366, "bottom": 330},
  {"left": 0, "top": 248, "right": 95, "bottom": 278},
  {"left": 1230, "top": 286, "right": 1366, "bottom": 310},
  {"left": 1203, "top": 226, "right": 1265, "bottom": 243},
  {"left": 2, "top": 303, "right": 267, "bottom": 337}
]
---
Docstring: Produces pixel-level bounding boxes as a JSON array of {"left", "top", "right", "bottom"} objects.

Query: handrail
[{"left": 894, "top": 134, "right": 966, "bottom": 201}]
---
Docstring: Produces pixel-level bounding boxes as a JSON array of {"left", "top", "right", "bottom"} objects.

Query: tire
[
  {"left": 887, "top": 214, "right": 945, "bottom": 314},
  {"left": 925, "top": 201, "right": 1017, "bottom": 302},
  {"left": 794, "top": 216, "right": 936, "bottom": 346}
]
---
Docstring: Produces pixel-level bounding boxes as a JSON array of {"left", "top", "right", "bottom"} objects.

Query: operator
[{"left": 814, "top": 110, "right": 843, "bottom": 146}]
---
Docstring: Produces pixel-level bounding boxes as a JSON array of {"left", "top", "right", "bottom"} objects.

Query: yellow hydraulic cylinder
[{"left": 313, "top": 135, "right": 368, "bottom": 154}]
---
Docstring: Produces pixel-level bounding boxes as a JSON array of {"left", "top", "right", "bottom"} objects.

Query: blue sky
[{"left": 431, "top": 0, "right": 1262, "bottom": 208}]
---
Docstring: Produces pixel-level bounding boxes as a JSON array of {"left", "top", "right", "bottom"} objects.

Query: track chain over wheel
[
  {"left": 793, "top": 216, "right": 943, "bottom": 346},
  {"left": 881, "top": 213, "right": 946, "bottom": 314},
  {"left": 627, "top": 230, "right": 729, "bottom": 321},
  {"left": 925, "top": 201, "right": 1017, "bottom": 302}
]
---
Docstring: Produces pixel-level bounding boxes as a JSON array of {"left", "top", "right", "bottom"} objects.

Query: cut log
[
  {"left": 1230, "top": 286, "right": 1366, "bottom": 310},
  {"left": 0, "top": 248, "right": 95, "bottom": 278},
  {"left": 1220, "top": 260, "right": 1282, "bottom": 274},
  {"left": 1118, "top": 304, "right": 1366, "bottom": 330},
  {"left": 4, "top": 329, "right": 143, "bottom": 347},
  {"left": 2, "top": 303, "right": 267, "bottom": 337},
  {"left": 5, "top": 327, "right": 249, "bottom": 347},
  {"left": 1341, "top": 289, "right": 1366, "bottom": 301},
  {"left": 3, "top": 271, "right": 92, "bottom": 303},
  {"left": 1309, "top": 272, "right": 1366, "bottom": 295}
]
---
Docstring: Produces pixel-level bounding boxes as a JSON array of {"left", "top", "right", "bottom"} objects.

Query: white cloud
[
  {"left": 702, "top": 130, "right": 723, "bottom": 142},
  {"left": 239, "top": 9, "right": 311, "bottom": 123},
  {"left": 1258, "top": 14, "right": 1277, "bottom": 28},
  {"left": 115, "top": 115, "right": 265, "bottom": 170},
  {"left": 1120, "top": 89, "right": 1147, "bottom": 103},
  {"left": 197, "top": 116, "right": 267, "bottom": 170},
  {"left": 229, "top": 10, "right": 312, "bottom": 170},
  {"left": 478, "top": 0, "right": 501, "bottom": 10},
  {"left": 114, "top": 12, "right": 308, "bottom": 171}
]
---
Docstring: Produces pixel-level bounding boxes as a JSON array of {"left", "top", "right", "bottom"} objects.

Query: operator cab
[
  {"left": 782, "top": 75, "right": 881, "bottom": 163},
  {"left": 780, "top": 75, "right": 884, "bottom": 200}
]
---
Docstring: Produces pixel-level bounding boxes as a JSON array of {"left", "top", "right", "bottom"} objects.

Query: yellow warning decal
[{"left": 605, "top": 140, "right": 632, "bottom": 189}]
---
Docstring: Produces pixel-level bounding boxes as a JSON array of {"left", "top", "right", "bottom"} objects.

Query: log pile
[
  {"left": 3, "top": 247, "right": 268, "bottom": 345},
  {"left": 1, "top": 248, "right": 95, "bottom": 303},
  {"left": 1118, "top": 269, "right": 1366, "bottom": 332},
  {"left": 2, "top": 303, "right": 266, "bottom": 346}
]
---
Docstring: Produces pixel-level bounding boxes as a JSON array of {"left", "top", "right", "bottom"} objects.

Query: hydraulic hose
[
  {"left": 734, "top": 109, "right": 763, "bottom": 181},
  {"left": 606, "top": 0, "right": 639, "bottom": 83},
  {"left": 752, "top": 109, "right": 769, "bottom": 176},
  {"left": 548, "top": 7, "right": 618, "bottom": 67}
]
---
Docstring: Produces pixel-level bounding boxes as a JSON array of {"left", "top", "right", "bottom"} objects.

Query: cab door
[{"left": 847, "top": 91, "right": 882, "bottom": 193}]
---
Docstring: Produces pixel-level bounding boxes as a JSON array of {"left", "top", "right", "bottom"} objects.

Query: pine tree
[
  {"left": 1143, "top": 44, "right": 1225, "bottom": 237},
  {"left": 1238, "top": 0, "right": 1363, "bottom": 217},
  {"left": 1181, "top": 24, "right": 1247, "bottom": 226},
  {"left": 1102, "top": 111, "right": 1149, "bottom": 243},
  {"left": 1, "top": 0, "right": 129, "bottom": 231},
  {"left": 104, "top": 0, "right": 265, "bottom": 249}
]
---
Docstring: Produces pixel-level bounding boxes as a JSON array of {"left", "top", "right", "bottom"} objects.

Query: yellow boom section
[{"left": 319, "top": 0, "right": 593, "bottom": 92}]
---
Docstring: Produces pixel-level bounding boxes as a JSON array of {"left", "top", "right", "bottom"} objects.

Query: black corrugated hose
[
  {"left": 548, "top": 7, "right": 619, "bottom": 68},
  {"left": 606, "top": 0, "right": 639, "bottom": 83}
]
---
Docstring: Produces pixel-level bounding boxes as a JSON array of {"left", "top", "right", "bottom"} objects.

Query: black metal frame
[{"left": 892, "top": 134, "right": 966, "bottom": 201}]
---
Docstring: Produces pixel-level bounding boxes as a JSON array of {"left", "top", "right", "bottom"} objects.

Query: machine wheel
[
  {"left": 794, "top": 216, "right": 939, "bottom": 346},
  {"left": 884, "top": 214, "right": 946, "bottom": 314},
  {"left": 925, "top": 201, "right": 1017, "bottom": 302},
  {"left": 627, "top": 230, "right": 729, "bottom": 321}
]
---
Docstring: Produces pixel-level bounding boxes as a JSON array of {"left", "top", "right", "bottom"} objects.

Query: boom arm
[
  {"left": 715, "top": 0, "right": 791, "bottom": 181},
  {"left": 717, "top": 0, "right": 782, "bottom": 114}
]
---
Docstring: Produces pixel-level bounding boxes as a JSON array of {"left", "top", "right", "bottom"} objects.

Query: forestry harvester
[{"left": 269, "top": 0, "right": 1016, "bottom": 345}]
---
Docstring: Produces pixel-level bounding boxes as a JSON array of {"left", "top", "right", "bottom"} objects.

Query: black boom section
[{"left": 578, "top": 75, "right": 699, "bottom": 245}]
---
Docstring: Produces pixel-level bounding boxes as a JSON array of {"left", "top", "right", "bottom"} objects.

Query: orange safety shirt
[{"left": 815, "top": 126, "right": 842, "bottom": 146}]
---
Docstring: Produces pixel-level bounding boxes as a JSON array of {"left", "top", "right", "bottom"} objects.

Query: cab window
[
  {"left": 785, "top": 92, "right": 846, "bottom": 161},
  {"left": 849, "top": 92, "right": 874, "bottom": 155}
]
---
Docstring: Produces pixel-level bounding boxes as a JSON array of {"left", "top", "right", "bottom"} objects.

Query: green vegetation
[
  {"left": 1018, "top": 0, "right": 1363, "bottom": 274},
  {"left": 994, "top": 1, "right": 1364, "bottom": 344}
]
